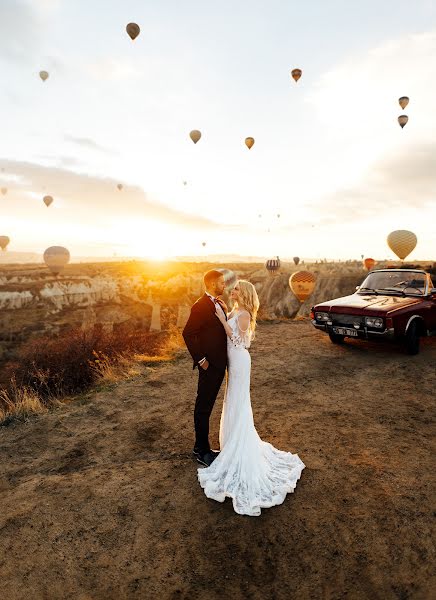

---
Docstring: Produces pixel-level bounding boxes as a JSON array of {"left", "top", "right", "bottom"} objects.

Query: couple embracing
[{"left": 183, "top": 270, "right": 304, "bottom": 517}]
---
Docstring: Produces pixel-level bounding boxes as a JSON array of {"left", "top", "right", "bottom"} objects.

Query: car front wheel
[
  {"left": 405, "top": 321, "right": 420, "bottom": 355},
  {"left": 329, "top": 331, "right": 345, "bottom": 344}
]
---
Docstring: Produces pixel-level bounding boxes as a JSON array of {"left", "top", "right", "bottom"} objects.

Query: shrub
[{"left": 6, "top": 326, "right": 171, "bottom": 400}]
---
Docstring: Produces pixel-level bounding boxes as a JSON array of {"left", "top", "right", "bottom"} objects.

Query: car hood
[{"left": 315, "top": 293, "right": 421, "bottom": 314}]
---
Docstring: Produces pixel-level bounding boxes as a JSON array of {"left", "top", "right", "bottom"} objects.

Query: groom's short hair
[{"left": 204, "top": 269, "right": 223, "bottom": 288}]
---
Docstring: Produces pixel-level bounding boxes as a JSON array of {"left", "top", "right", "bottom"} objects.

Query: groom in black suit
[{"left": 183, "top": 270, "right": 228, "bottom": 467}]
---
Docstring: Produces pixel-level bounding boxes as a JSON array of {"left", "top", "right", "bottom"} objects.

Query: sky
[{"left": 0, "top": 0, "right": 435, "bottom": 261}]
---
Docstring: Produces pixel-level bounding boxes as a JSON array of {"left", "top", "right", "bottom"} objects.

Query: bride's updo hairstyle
[{"left": 234, "top": 280, "right": 260, "bottom": 336}]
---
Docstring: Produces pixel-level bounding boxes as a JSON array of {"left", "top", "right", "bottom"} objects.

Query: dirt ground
[{"left": 0, "top": 321, "right": 435, "bottom": 600}]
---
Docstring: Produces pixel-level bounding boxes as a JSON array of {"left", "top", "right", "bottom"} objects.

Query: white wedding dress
[{"left": 198, "top": 310, "right": 305, "bottom": 516}]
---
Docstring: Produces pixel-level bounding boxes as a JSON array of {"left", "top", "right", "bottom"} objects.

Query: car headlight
[
  {"left": 315, "top": 312, "right": 329, "bottom": 321},
  {"left": 365, "top": 316, "right": 384, "bottom": 328}
]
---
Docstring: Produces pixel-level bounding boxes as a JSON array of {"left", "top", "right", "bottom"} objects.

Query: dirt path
[{"left": 1, "top": 321, "right": 435, "bottom": 600}]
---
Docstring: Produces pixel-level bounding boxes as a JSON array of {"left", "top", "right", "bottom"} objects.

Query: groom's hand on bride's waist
[{"left": 198, "top": 358, "right": 209, "bottom": 370}]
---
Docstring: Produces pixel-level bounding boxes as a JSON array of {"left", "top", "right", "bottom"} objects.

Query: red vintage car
[{"left": 310, "top": 268, "right": 436, "bottom": 354}]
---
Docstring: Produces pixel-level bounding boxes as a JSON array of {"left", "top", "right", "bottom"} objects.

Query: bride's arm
[{"left": 215, "top": 310, "right": 251, "bottom": 346}]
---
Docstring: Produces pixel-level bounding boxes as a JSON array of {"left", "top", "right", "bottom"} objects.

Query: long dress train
[{"left": 198, "top": 310, "right": 305, "bottom": 516}]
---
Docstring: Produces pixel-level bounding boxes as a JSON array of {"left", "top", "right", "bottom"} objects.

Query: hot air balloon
[
  {"left": 190, "top": 130, "right": 201, "bottom": 144},
  {"left": 117, "top": 183, "right": 123, "bottom": 191},
  {"left": 291, "top": 68, "right": 302, "bottom": 82},
  {"left": 266, "top": 257, "right": 280, "bottom": 274},
  {"left": 217, "top": 268, "right": 237, "bottom": 291},
  {"left": 277, "top": 214, "right": 280, "bottom": 218},
  {"left": 183, "top": 181, "right": 187, "bottom": 186},
  {"left": 202, "top": 241, "right": 206, "bottom": 247},
  {"left": 398, "top": 96, "right": 409, "bottom": 110},
  {"left": 289, "top": 271, "right": 316, "bottom": 302},
  {"left": 245, "top": 137, "right": 255, "bottom": 150},
  {"left": 398, "top": 115, "right": 408, "bottom": 129},
  {"left": 387, "top": 230, "right": 417, "bottom": 260},
  {"left": 363, "top": 257, "right": 376, "bottom": 271},
  {"left": 43, "top": 246, "right": 70, "bottom": 275},
  {"left": 0, "top": 236, "right": 10, "bottom": 251},
  {"left": 39, "top": 70, "right": 49, "bottom": 82},
  {"left": 361, "top": 254, "right": 364, "bottom": 260},
  {"left": 293, "top": 256, "right": 300, "bottom": 266},
  {"left": 126, "top": 23, "right": 140, "bottom": 40},
  {"left": 43, "top": 195, "right": 53, "bottom": 207},
  {"left": 1, "top": 187, "right": 7, "bottom": 195}
]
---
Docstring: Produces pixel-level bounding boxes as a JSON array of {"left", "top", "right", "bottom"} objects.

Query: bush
[{"left": 6, "top": 326, "right": 170, "bottom": 400}]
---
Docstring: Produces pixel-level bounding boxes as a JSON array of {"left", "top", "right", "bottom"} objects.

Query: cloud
[
  {"left": 301, "top": 30, "right": 436, "bottom": 199},
  {"left": 63, "top": 134, "right": 116, "bottom": 155},
  {"left": 297, "top": 141, "right": 436, "bottom": 229},
  {"left": 0, "top": 0, "right": 41, "bottom": 62},
  {"left": 0, "top": 159, "right": 223, "bottom": 230}
]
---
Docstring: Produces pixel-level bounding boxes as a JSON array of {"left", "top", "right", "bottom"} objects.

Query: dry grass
[
  {"left": 1, "top": 327, "right": 184, "bottom": 425},
  {"left": 0, "top": 377, "right": 51, "bottom": 425}
]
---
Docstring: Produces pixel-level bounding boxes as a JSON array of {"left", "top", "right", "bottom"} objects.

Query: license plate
[{"left": 333, "top": 327, "right": 358, "bottom": 337}]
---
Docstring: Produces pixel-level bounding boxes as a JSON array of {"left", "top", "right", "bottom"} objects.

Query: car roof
[{"left": 370, "top": 269, "right": 428, "bottom": 274}]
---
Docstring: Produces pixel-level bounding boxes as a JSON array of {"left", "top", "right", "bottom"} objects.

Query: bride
[{"left": 197, "top": 279, "right": 305, "bottom": 516}]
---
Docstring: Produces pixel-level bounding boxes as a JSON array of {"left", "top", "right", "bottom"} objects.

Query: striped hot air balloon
[
  {"left": 266, "top": 257, "right": 281, "bottom": 274},
  {"left": 289, "top": 271, "right": 316, "bottom": 302}
]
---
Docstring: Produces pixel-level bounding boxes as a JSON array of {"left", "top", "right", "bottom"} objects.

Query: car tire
[
  {"left": 405, "top": 321, "right": 420, "bottom": 355},
  {"left": 329, "top": 331, "right": 345, "bottom": 344}
]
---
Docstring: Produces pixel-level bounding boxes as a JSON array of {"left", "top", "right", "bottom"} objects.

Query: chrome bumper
[{"left": 311, "top": 320, "right": 395, "bottom": 340}]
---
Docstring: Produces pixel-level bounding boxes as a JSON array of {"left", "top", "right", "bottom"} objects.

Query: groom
[{"left": 183, "top": 270, "right": 228, "bottom": 467}]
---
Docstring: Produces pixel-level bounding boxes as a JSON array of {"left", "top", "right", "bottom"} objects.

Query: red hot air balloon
[{"left": 363, "top": 258, "right": 376, "bottom": 271}]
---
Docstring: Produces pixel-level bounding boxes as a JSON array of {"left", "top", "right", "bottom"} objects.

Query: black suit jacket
[{"left": 182, "top": 294, "right": 228, "bottom": 370}]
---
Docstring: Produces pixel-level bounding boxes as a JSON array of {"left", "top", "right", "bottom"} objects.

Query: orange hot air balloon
[
  {"left": 43, "top": 195, "right": 53, "bottom": 207},
  {"left": 291, "top": 68, "right": 302, "bottom": 82},
  {"left": 245, "top": 137, "right": 255, "bottom": 150},
  {"left": 398, "top": 115, "right": 408, "bottom": 128},
  {"left": 363, "top": 257, "right": 376, "bottom": 271},
  {"left": 43, "top": 246, "right": 70, "bottom": 275},
  {"left": 190, "top": 130, "right": 201, "bottom": 144},
  {"left": 398, "top": 96, "right": 409, "bottom": 110},
  {"left": 126, "top": 23, "right": 140, "bottom": 40},
  {"left": 387, "top": 230, "right": 417, "bottom": 260},
  {"left": 0, "top": 236, "right": 10, "bottom": 251},
  {"left": 289, "top": 271, "right": 316, "bottom": 302}
]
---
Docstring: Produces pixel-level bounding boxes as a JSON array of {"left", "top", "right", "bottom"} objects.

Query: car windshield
[{"left": 359, "top": 271, "right": 426, "bottom": 295}]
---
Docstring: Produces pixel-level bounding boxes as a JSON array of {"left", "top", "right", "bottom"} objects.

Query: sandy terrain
[{"left": 0, "top": 320, "right": 435, "bottom": 600}]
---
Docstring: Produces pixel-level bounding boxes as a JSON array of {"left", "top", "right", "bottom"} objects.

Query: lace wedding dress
[{"left": 198, "top": 309, "right": 305, "bottom": 516}]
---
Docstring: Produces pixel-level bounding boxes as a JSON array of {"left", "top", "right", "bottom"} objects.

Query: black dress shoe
[
  {"left": 193, "top": 448, "right": 220, "bottom": 460},
  {"left": 196, "top": 451, "right": 217, "bottom": 467}
]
